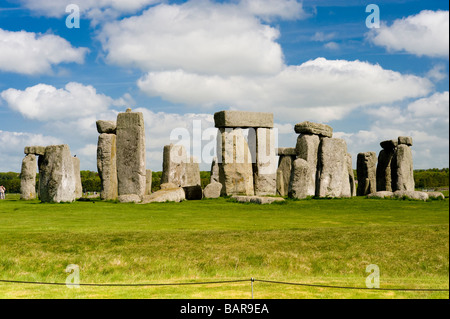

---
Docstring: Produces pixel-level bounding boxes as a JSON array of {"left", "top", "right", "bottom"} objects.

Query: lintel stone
[
  {"left": 214, "top": 110, "right": 273, "bottom": 128},
  {"left": 294, "top": 121, "right": 332, "bottom": 137}
]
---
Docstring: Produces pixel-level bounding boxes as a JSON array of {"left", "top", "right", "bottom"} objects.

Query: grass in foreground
[{"left": 0, "top": 195, "right": 448, "bottom": 299}]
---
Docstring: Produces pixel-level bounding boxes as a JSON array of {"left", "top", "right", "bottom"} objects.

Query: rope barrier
[{"left": 0, "top": 278, "right": 448, "bottom": 292}]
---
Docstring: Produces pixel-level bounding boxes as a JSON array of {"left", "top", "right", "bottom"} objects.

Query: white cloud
[
  {"left": 367, "top": 10, "right": 449, "bottom": 58},
  {"left": 138, "top": 58, "right": 433, "bottom": 122},
  {"left": 324, "top": 41, "right": 339, "bottom": 50},
  {"left": 239, "top": 0, "right": 306, "bottom": 22},
  {"left": 99, "top": 0, "right": 285, "bottom": 76},
  {"left": 426, "top": 64, "right": 447, "bottom": 82},
  {"left": 311, "top": 31, "right": 336, "bottom": 42},
  {"left": 337, "top": 91, "right": 449, "bottom": 169},
  {"left": 1, "top": 82, "right": 129, "bottom": 121},
  {"left": 0, "top": 28, "right": 88, "bottom": 75}
]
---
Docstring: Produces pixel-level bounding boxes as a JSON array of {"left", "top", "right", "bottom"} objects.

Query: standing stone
[
  {"left": 217, "top": 128, "right": 254, "bottom": 196},
  {"left": 296, "top": 134, "right": 320, "bottom": 192},
  {"left": 376, "top": 149, "right": 395, "bottom": 192},
  {"left": 203, "top": 181, "right": 222, "bottom": 198},
  {"left": 20, "top": 154, "right": 37, "bottom": 200},
  {"left": 116, "top": 109, "right": 146, "bottom": 200},
  {"left": 346, "top": 153, "right": 356, "bottom": 197},
  {"left": 72, "top": 157, "right": 82, "bottom": 199},
  {"left": 38, "top": 145, "right": 76, "bottom": 203},
  {"left": 97, "top": 133, "right": 118, "bottom": 200},
  {"left": 184, "top": 156, "right": 201, "bottom": 187},
  {"left": 288, "top": 158, "right": 315, "bottom": 199},
  {"left": 316, "top": 138, "right": 348, "bottom": 198},
  {"left": 356, "top": 152, "right": 377, "bottom": 196},
  {"left": 254, "top": 128, "right": 277, "bottom": 195},
  {"left": 393, "top": 144, "right": 415, "bottom": 191},
  {"left": 161, "top": 144, "right": 187, "bottom": 187},
  {"left": 276, "top": 155, "right": 294, "bottom": 196},
  {"left": 145, "top": 169, "right": 152, "bottom": 195},
  {"left": 210, "top": 157, "right": 219, "bottom": 183}
]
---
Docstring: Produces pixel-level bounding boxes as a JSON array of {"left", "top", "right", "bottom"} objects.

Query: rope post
[{"left": 251, "top": 277, "right": 254, "bottom": 299}]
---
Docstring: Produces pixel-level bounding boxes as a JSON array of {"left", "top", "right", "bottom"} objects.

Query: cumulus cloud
[
  {"left": 336, "top": 91, "right": 449, "bottom": 169},
  {"left": 0, "top": 28, "right": 88, "bottom": 75},
  {"left": 367, "top": 10, "right": 449, "bottom": 58},
  {"left": 99, "top": 0, "right": 285, "bottom": 76},
  {"left": 0, "top": 82, "right": 130, "bottom": 121},
  {"left": 239, "top": 0, "right": 306, "bottom": 21},
  {"left": 138, "top": 58, "right": 433, "bottom": 122}
]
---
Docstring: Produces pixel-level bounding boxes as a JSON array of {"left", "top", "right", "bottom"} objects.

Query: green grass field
[{"left": 0, "top": 194, "right": 448, "bottom": 299}]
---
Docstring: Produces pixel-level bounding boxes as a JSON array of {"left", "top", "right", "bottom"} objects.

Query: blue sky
[{"left": 0, "top": 0, "right": 448, "bottom": 172}]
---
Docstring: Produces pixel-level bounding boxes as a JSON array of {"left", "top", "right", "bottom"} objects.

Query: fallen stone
[
  {"left": 367, "top": 191, "right": 394, "bottom": 199},
  {"left": 72, "top": 157, "right": 82, "bottom": 199},
  {"left": 96, "top": 120, "right": 117, "bottom": 134},
  {"left": 427, "top": 192, "right": 445, "bottom": 200},
  {"left": 97, "top": 133, "right": 118, "bottom": 200},
  {"left": 116, "top": 110, "right": 146, "bottom": 197},
  {"left": 24, "top": 146, "right": 46, "bottom": 156},
  {"left": 145, "top": 169, "right": 152, "bottom": 195},
  {"left": 20, "top": 154, "right": 37, "bottom": 200},
  {"left": 294, "top": 121, "right": 332, "bottom": 138},
  {"left": 160, "top": 182, "right": 179, "bottom": 190},
  {"left": 183, "top": 185, "right": 203, "bottom": 200},
  {"left": 356, "top": 152, "right": 377, "bottom": 196},
  {"left": 380, "top": 140, "right": 398, "bottom": 150},
  {"left": 288, "top": 158, "right": 315, "bottom": 199},
  {"left": 276, "top": 148, "right": 296, "bottom": 156},
  {"left": 398, "top": 136, "right": 413, "bottom": 146},
  {"left": 119, "top": 194, "right": 141, "bottom": 203},
  {"left": 231, "top": 195, "right": 285, "bottom": 204},
  {"left": 38, "top": 145, "right": 76, "bottom": 203},
  {"left": 217, "top": 128, "right": 254, "bottom": 196},
  {"left": 203, "top": 181, "right": 222, "bottom": 199},
  {"left": 393, "top": 190, "right": 428, "bottom": 201},
  {"left": 161, "top": 144, "right": 187, "bottom": 187},
  {"left": 316, "top": 138, "right": 348, "bottom": 197},
  {"left": 214, "top": 110, "right": 273, "bottom": 128},
  {"left": 393, "top": 144, "right": 415, "bottom": 191},
  {"left": 141, "top": 187, "right": 185, "bottom": 203}
]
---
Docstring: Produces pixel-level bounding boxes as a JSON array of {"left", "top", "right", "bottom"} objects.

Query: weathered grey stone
[
  {"left": 97, "top": 133, "right": 118, "bottom": 200},
  {"left": 380, "top": 140, "right": 398, "bottom": 150},
  {"left": 398, "top": 136, "right": 413, "bottom": 146},
  {"left": 96, "top": 120, "right": 117, "bottom": 134},
  {"left": 145, "top": 169, "right": 152, "bottom": 195},
  {"left": 183, "top": 185, "right": 203, "bottom": 200},
  {"left": 356, "top": 152, "right": 377, "bottom": 196},
  {"left": 184, "top": 156, "right": 201, "bottom": 187},
  {"left": 210, "top": 157, "right": 220, "bottom": 183},
  {"left": 161, "top": 144, "right": 187, "bottom": 187},
  {"left": 20, "top": 154, "right": 36, "bottom": 200},
  {"left": 427, "top": 192, "right": 445, "bottom": 200},
  {"left": 203, "top": 181, "right": 222, "bottom": 199},
  {"left": 160, "top": 182, "right": 179, "bottom": 190},
  {"left": 116, "top": 110, "right": 146, "bottom": 197},
  {"left": 376, "top": 149, "right": 395, "bottom": 192},
  {"left": 72, "top": 157, "right": 82, "bottom": 199},
  {"left": 38, "top": 145, "right": 76, "bottom": 203},
  {"left": 119, "top": 194, "right": 141, "bottom": 203},
  {"left": 231, "top": 195, "right": 284, "bottom": 204},
  {"left": 393, "top": 144, "right": 415, "bottom": 191},
  {"left": 217, "top": 128, "right": 254, "bottom": 196},
  {"left": 393, "top": 190, "right": 428, "bottom": 201},
  {"left": 214, "top": 110, "right": 273, "bottom": 128},
  {"left": 346, "top": 154, "right": 356, "bottom": 197},
  {"left": 316, "top": 138, "right": 348, "bottom": 198},
  {"left": 141, "top": 186, "right": 185, "bottom": 203},
  {"left": 288, "top": 158, "right": 315, "bottom": 199},
  {"left": 296, "top": 134, "right": 320, "bottom": 191},
  {"left": 276, "top": 148, "right": 296, "bottom": 156},
  {"left": 294, "top": 121, "right": 332, "bottom": 137},
  {"left": 254, "top": 128, "right": 277, "bottom": 196},
  {"left": 276, "top": 155, "right": 294, "bottom": 196},
  {"left": 367, "top": 191, "right": 394, "bottom": 199},
  {"left": 24, "top": 146, "right": 46, "bottom": 156}
]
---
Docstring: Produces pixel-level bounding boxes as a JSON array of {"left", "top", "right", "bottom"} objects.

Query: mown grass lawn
[{"left": 0, "top": 194, "right": 448, "bottom": 299}]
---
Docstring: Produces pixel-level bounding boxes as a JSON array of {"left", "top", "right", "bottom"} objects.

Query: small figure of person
[{"left": 0, "top": 185, "right": 5, "bottom": 200}]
